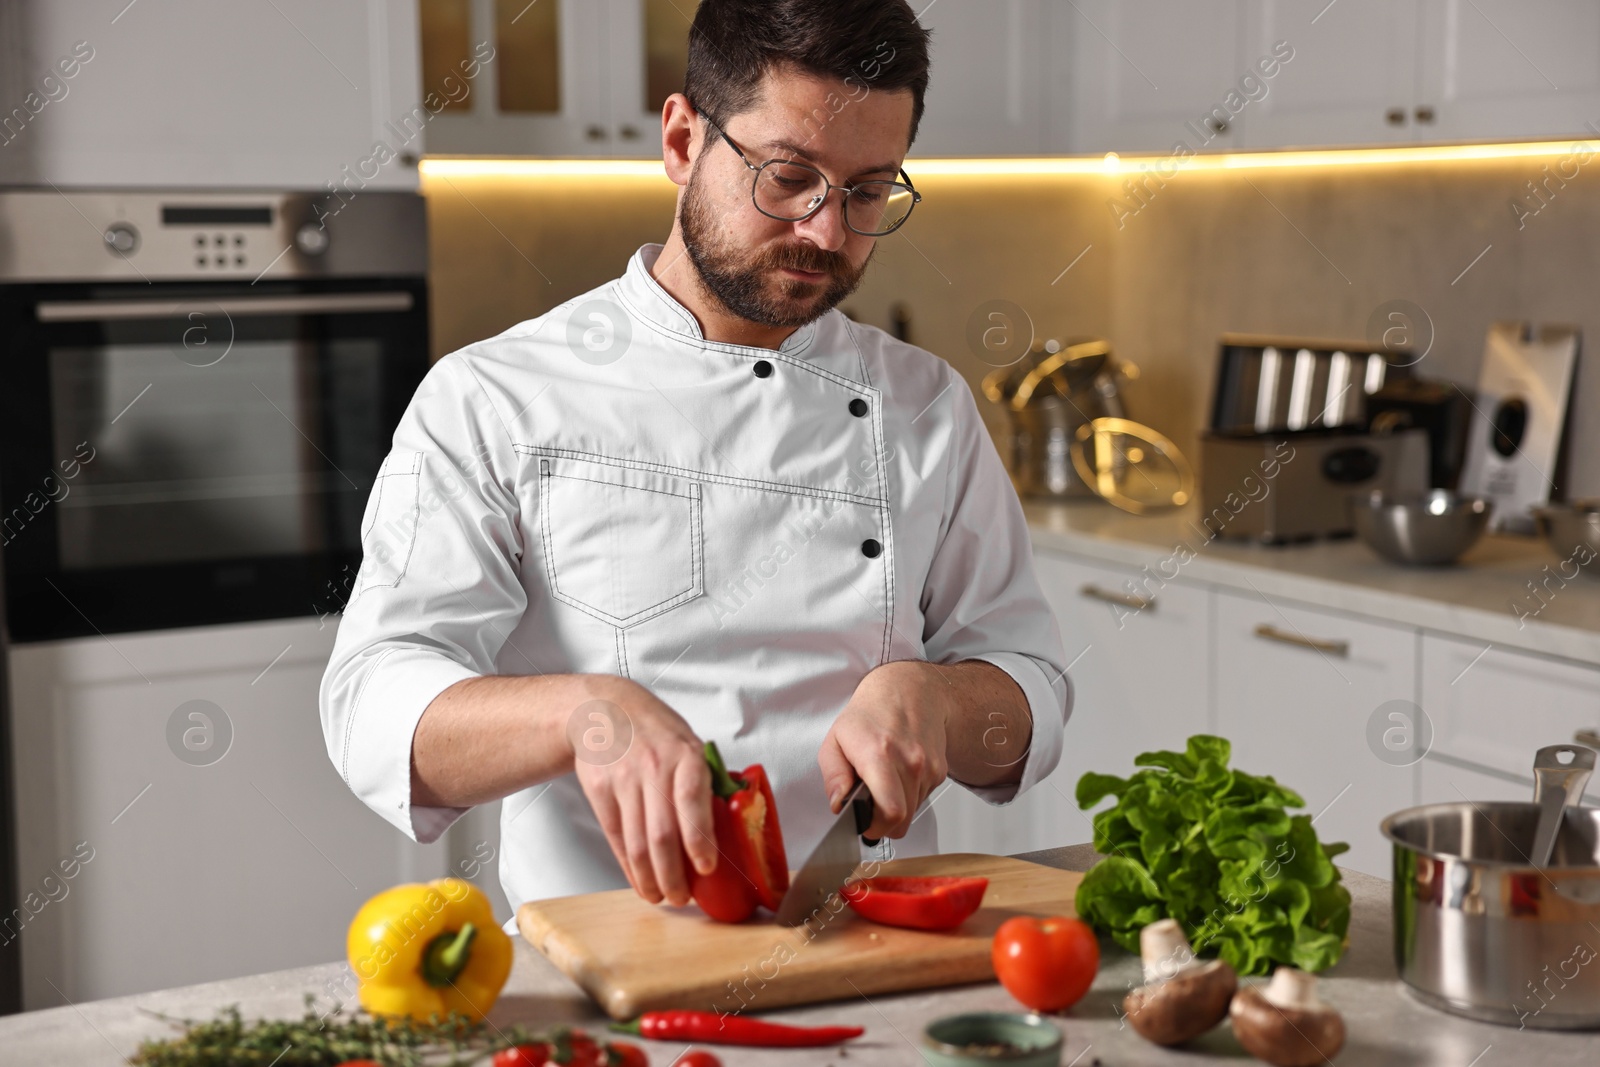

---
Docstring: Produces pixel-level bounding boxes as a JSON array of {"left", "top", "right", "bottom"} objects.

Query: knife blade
[{"left": 773, "top": 780, "right": 875, "bottom": 927}]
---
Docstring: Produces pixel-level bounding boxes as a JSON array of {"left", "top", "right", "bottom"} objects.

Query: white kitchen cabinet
[
  {"left": 7, "top": 617, "right": 451, "bottom": 1007},
  {"left": 1419, "top": 754, "right": 1535, "bottom": 806},
  {"left": 909, "top": 0, "right": 1047, "bottom": 157},
  {"left": 1056, "top": 0, "right": 1600, "bottom": 154},
  {"left": 0, "top": 1, "right": 421, "bottom": 189},
  {"left": 425, "top": 0, "right": 605, "bottom": 157},
  {"left": 936, "top": 551, "right": 1212, "bottom": 856},
  {"left": 1416, "top": 633, "right": 1600, "bottom": 804},
  {"left": 1239, "top": 0, "right": 1421, "bottom": 148},
  {"left": 1415, "top": 0, "right": 1600, "bottom": 144},
  {"left": 425, "top": 0, "right": 696, "bottom": 157},
  {"left": 1059, "top": 0, "right": 1248, "bottom": 154},
  {"left": 1213, "top": 589, "right": 1418, "bottom": 877}
]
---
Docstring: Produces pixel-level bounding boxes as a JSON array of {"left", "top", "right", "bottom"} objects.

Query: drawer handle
[
  {"left": 1080, "top": 584, "right": 1155, "bottom": 612},
  {"left": 1576, "top": 729, "right": 1600, "bottom": 750},
  {"left": 1253, "top": 623, "right": 1350, "bottom": 658}
]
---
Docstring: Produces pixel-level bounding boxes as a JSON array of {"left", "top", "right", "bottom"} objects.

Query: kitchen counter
[
  {"left": 1025, "top": 500, "right": 1600, "bottom": 666},
  {"left": 4, "top": 843, "right": 1594, "bottom": 1066}
]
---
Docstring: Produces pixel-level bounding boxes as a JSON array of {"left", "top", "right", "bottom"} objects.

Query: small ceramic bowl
[{"left": 919, "top": 1011, "right": 1063, "bottom": 1066}]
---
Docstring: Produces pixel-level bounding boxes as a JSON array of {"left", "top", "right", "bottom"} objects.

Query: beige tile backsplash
[{"left": 425, "top": 153, "right": 1599, "bottom": 497}]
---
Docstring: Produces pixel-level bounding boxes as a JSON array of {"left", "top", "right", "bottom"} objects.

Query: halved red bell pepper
[
  {"left": 841, "top": 875, "right": 989, "bottom": 931},
  {"left": 688, "top": 742, "right": 789, "bottom": 922}
]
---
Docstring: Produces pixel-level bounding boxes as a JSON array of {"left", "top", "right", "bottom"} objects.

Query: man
[{"left": 321, "top": 0, "right": 1071, "bottom": 913}]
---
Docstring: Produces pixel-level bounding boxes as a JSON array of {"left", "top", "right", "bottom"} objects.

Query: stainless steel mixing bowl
[
  {"left": 1350, "top": 490, "right": 1489, "bottom": 566},
  {"left": 1382, "top": 802, "right": 1600, "bottom": 1029},
  {"left": 1534, "top": 501, "right": 1600, "bottom": 578}
]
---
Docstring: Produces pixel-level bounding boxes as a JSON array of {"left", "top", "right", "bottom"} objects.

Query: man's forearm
[
  {"left": 410, "top": 673, "right": 619, "bottom": 808},
  {"left": 939, "top": 660, "right": 1034, "bottom": 788}
]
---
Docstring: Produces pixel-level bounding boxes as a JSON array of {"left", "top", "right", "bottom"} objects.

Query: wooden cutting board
[{"left": 517, "top": 852, "right": 1082, "bottom": 1020}]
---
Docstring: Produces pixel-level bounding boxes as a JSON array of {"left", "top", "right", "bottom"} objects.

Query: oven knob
[
  {"left": 103, "top": 223, "right": 139, "bottom": 256},
  {"left": 294, "top": 222, "right": 330, "bottom": 257}
]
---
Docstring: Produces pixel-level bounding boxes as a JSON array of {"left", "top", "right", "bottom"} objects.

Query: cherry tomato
[
  {"left": 606, "top": 1039, "right": 649, "bottom": 1067},
  {"left": 842, "top": 876, "right": 989, "bottom": 931},
  {"left": 991, "top": 915, "right": 1100, "bottom": 1012},
  {"left": 671, "top": 1050, "right": 723, "bottom": 1067},
  {"left": 568, "top": 1032, "right": 604, "bottom": 1067},
  {"left": 492, "top": 1045, "right": 550, "bottom": 1067}
]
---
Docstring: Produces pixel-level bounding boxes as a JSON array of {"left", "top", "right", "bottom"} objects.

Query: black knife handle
[{"left": 851, "top": 786, "right": 878, "bottom": 847}]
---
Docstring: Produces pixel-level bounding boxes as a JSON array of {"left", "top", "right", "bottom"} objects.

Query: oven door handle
[{"left": 35, "top": 291, "right": 413, "bottom": 322}]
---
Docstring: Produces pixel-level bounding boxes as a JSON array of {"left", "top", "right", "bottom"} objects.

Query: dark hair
[{"left": 684, "top": 0, "right": 933, "bottom": 145}]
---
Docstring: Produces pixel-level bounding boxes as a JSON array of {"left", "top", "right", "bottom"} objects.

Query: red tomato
[
  {"left": 606, "top": 1039, "right": 649, "bottom": 1067},
  {"left": 841, "top": 876, "right": 989, "bottom": 931},
  {"left": 492, "top": 1045, "right": 550, "bottom": 1067},
  {"left": 671, "top": 1051, "right": 723, "bottom": 1067},
  {"left": 568, "top": 1033, "right": 604, "bottom": 1067},
  {"left": 991, "top": 915, "right": 1099, "bottom": 1012}
]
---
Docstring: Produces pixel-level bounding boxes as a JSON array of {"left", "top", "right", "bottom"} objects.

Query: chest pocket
[{"left": 537, "top": 457, "right": 704, "bottom": 628}]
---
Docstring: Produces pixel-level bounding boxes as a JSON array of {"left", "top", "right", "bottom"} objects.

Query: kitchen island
[{"left": 2, "top": 844, "right": 1591, "bottom": 1065}]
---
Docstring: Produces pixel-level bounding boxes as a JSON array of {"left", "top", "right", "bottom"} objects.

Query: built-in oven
[{"left": 0, "top": 190, "right": 431, "bottom": 641}]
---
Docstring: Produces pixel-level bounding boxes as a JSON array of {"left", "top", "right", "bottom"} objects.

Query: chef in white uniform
[{"left": 321, "top": 0, "right": 1071, "bottom": 914}]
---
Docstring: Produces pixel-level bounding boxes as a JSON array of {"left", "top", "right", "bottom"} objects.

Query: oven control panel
[{"left": 0, "top": 190, "right": 426, "bottom": 281}]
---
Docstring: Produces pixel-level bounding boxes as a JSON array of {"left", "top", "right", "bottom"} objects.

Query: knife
[{"left": 773, "top": 780, "right": 876, "bottom": 927}]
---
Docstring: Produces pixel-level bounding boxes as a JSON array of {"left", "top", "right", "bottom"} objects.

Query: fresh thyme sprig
[{"left": 129, "top": 995, "right": 590, "bottom": 1067}]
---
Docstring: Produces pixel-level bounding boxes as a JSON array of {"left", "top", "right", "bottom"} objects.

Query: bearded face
[{"left": 679, "top": 154, "right": 872, "bottom": 330}]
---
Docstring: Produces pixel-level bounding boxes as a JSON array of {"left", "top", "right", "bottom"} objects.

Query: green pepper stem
[
  {"left": 608, "top": 1018, "right": 642, "bottom": 1034},
  {"left": 703, "top": 741, "right": 743, "bottom": 799},
  {"left": 421, "top": 922, "right": 477, "bottom": 987}
]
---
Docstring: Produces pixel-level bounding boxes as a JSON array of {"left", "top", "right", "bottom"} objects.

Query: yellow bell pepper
[{"left": 346, "top": 878, "right": 513, "bottom": 1022}]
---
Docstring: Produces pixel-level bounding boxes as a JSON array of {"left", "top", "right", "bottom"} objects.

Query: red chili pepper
[
  {"left": 687, "top": 742, "right": 789, "bottom": 922},
  {"left": 612, "top": 1010, "right": 864, "bottom": 1047},
  {"left": 841, "top": 875, "right": 989, "bottom": 931}
]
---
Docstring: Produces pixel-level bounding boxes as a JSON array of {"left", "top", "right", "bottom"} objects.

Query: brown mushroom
[
  {"left": 1122, "top": 919, "right": 1238, "bottom": 1046},
  {"left": 1230, "top": 967, "right": 1346, "bottom": 1067}
]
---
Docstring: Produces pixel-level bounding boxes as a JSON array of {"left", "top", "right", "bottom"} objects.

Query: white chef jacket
[{"left": 320, "top": 245, "right": 1072, "bottom": 912}]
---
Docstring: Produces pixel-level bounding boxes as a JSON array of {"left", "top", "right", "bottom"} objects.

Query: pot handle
[{"left": 1530, "top": 744, "right": 1596, "bottom": 868}]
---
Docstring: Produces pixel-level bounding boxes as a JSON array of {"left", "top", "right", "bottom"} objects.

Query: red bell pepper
[
  {"left": 613, "top": 1010, "right": 863, "bottom": 1047},
  {"left": 688, "top": 742, "right": 789, "bottom": 922},
  {"left": 841, "top": 875, "right": 989, "bottom": 931}
]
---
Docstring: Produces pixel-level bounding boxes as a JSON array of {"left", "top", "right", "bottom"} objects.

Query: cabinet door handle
[
  {"left": 1576, "top": 729, "right": 1600, "bottom": 750},
  {"left": 1206, "top": 117, "right": 1229, "bottom": 134},
  {"left": 1253, "top": 623, "right": 1350, "bottom": 658},
  {"left": 619, "top": 125, "right": 642, "bottom": 140},
  {"left": 585, "top": 125, "right": 609, "bottom": 141},
  {"left": 1414, "top": 105, "right": 1436, "bottom": 124},
  {"left": 1385, "top": 107, "right": 1407, "bottom": 126},
  {"left": 1080, "top": 584, "right": 1155, "bottom": 612}
]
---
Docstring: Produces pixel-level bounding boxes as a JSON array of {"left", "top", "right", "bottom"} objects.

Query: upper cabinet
[
  {"left": 423, "top": 0, "right": 697, "bottom": 157},
  {"left": 1414, "top": 0, "right": 1600, "bottom": 143},
  {"left": 1065, "top": 0, "right": 1600, "bottom": 153},
  {"left": 1238, "top": 0, "right": 1422, "bottom": 148},
  {"left": 412, "top": 0, "right": 1600, "bottom": 159},
  {"left": 1058, "top": 0, "right": 1248, "bottom": 154},
  {"left": 0, "top": 0, "right": 420, "bottom": 189},
  {"left": 909, "top": 0, "right": 1047, "bottom": 157}
]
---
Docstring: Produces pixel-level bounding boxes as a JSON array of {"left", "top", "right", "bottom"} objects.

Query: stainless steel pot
[
  {"left": 981, "top": 340, "right": 1128, "bottom": 499},
  {"left": 1381, "top": 746, "right": 1600, "bottom": 1029}
]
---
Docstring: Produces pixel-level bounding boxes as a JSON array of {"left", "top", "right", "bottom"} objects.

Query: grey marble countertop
[
  {"left": 2, "top": 843, "right": 1593, "bottom": 1066},
  {"left": 1024, "top": 499, "right": 1600, "bottom": 666}
]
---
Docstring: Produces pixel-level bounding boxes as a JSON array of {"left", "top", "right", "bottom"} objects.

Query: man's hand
[
  {"left": 569, "top": 677, "right": 718, "bottom": 907},
  {"left": 817, "top": 661, "right": 955, "bottom": 841},
  {"left": 817, "top": 659, "right": 1035, "bottom": 841}
]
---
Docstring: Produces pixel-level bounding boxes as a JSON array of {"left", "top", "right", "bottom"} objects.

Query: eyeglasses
[{"left": 702, "top": 117, "right": 922, "bottom": 237}]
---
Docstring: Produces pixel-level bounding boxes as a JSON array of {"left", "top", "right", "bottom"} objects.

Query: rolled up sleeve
[
  {"left": 320, "top": 354, "right": 527, "bottom": 843},
  {"left": 919, "top": 374, "right": 1072, "bottom": 806}
]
